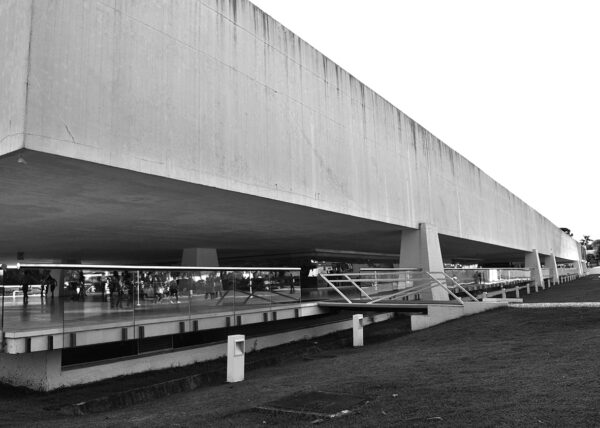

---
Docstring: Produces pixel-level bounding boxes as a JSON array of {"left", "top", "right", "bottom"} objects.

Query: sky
[{"left": 250, "top": 0, "right": 600, "bottom": 242}]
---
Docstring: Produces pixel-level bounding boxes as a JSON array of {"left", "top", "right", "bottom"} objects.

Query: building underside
[{"left": 1, "top": 149, "right": 564, "bottom": 266}]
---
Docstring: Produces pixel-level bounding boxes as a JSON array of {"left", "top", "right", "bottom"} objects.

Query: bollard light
[
  {"left": 227, "top": 334, "right": 245, "bottom": 383},
  {"left": 353, "top": 314, "right": 364, "bottom": 347}
]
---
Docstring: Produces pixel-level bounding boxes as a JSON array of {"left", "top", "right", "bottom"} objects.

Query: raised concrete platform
[
  {"left": 0, "top": 308, "right": 396, "bottom": 391},
  {"left": 317, "top": 300, "right": 462, "bottom": 313},
  {"left": 410, "top": 301, "right": 507, "bottom": 331},
  {"left": 1, "top": 293, "right": 507, "bottom": 390},
  {"left": 1, "top": 299, "right": 317, "bottom": 354}
]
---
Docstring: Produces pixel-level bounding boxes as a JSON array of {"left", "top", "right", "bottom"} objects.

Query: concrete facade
[
  {"left": 0, "top": 0, "right": 31, "bottom": 157},
  {"left": 0, "top": 0, "right": 581, "bottom": 264}
]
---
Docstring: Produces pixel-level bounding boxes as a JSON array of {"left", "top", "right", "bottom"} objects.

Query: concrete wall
[
  {"left": 0, "top": 349, "right": 60, "bottom": 391},
  {"left": 0, "top": 0, "right": 31, "bottom": 157},
  {"left": 12, "top": 0, "right": 579, "bottom": 260}
]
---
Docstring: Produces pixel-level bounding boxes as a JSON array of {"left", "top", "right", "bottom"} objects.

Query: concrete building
[{"left": 0, "top": 0, "right": 583, "bottom": 389}]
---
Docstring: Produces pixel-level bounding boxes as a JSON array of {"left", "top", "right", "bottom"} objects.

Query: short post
[
  {"left": 501, "top": 288, "right": 506, "bottom": 299},
  {"left": 482, "top": 291, "right": 487, "bottom": 300},
  {"left": 515, "top": 286, "right": 520, "bottom": 298},
  {"left": 353, "top": 314, "right": 364, "bottom": 347},
  {"left": 526, "top": 283, "right": 530, "bottom": 294},
  {"left": 227, "top": 334, "right": 245, "bottom": 383}
]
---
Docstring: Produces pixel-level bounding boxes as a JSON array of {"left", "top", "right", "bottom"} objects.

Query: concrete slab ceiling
[{"left": 0, "top": 150, "right": 538, "bottom": 265}]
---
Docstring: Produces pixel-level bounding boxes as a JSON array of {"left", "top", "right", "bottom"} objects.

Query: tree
[
  {"left": 561, "top": 227, "right": 574, "bottom": 237},
  {"left": 581, "top": 235, "right": 593, "bottom": 249}
]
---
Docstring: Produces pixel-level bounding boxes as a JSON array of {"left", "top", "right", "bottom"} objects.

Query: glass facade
[{"left": 0, "top": 265, "right": 302, "bottom": 340}]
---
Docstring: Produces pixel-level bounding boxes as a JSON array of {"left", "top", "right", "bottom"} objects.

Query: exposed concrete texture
[
  {"left": 181, "top": 248, "right": 219, "bottom": 267},
  {"left": 0, "top": 349, "right": 60, "bottom": 391},
  {"left": 2, "top": 312, "right": 393, "bottom": 390},
  {"left": 1, "top": 0, "right": 576, "bottom": 263},
  {"left": 410, "top": 302, "right": 506, "bottom": 331},
  {"left": 544, "top": 253, "right": 559, "bottom": 285},
  {"left": 0, "top": 0, "right": 31, "bottom": 157},
  {"left": 399, "top": 223, "right": 448, "bottom": 300},
  {"left": 525, "top": 250, "right": 544, "bottom": 290}
]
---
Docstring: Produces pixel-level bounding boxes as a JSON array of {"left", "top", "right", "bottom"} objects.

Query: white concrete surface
[
  {"left": 399, "top": 223, "right": 448, "bottom": 300},
  {"left": 525, "top": 250, "right": 544, "bottom": 290},
  {"left": 226, "top": 334, "right": 245, "bottom": 383},
  {"left": 352, "top": 314, "right": 363, "bottom": 347},
  {"left": 410, "top": 302, "right": 506, "bottom": 331},
  {"left": 545, "top": 253, "right": 559, "bottom": 285},
  {"left": 0, "top": 311, "right": 395, "bottom": 390},
  {"left": 0, "top": 0, "right": 31, "bottom": 157},
  {"left": 181, "top": 248, "right": 219, "bottom": 267},
  {"left": 0, "top": 0, "right": 581, "bottom": 264}
]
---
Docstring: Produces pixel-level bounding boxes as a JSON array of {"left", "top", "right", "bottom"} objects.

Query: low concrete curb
[{"left": 510, "top": 302, "right": 600, "bottom": 308}]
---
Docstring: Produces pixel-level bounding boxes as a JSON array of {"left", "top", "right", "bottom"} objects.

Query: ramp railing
[{"left": 318, "top": 269, "right": 478, "bottom": 305}]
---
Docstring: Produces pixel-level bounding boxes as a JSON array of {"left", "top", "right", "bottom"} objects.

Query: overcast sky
[{"left": 250, "top": 0, "right": 600, "bottom": 242}]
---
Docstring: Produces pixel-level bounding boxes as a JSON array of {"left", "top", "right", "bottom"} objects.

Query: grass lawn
[{"left": 3, "top": 276, "right": 600, "bottom": 427}]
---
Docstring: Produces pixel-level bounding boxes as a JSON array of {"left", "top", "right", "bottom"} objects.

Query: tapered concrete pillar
[
  {"left": 525, "top": 250, "right": 543, "bottom": 290},
  {"left": 399, "top": 223, "right": 448, "bottom": 301},
  {"left": 543, "top": 254, "right": 559, "bottom": 285},
  {"left": 181, "top": 248, "right": 219, "bottom": 267}
]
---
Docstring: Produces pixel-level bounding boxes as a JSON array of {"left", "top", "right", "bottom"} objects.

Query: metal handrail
[
  {"left": 319, "top": 275, "right": 352, "bottom": 304},
  {"left": 423, "top": 272, "right": 463, "bottom": 303},
  {"left": 435, "top": 272, "right": 479, "bottom": 302},
  {"left": 15, "top": 263, "right": 300, "bottom": 272},
  {"left": 343, "top": 274, "right": 373, "bottom": 301},
  {"left": 325, "top": 278, "right": 408, "bottom": 284},
  {"left": 320, "top": 271, "right": 465, "bottom": 306}
]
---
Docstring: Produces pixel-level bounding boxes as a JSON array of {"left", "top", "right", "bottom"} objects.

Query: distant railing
[
  {"left": 541, "top": 268, "right": 550, "bottom": 279},
  {"left": 558, "top": 267, "right": 579, "bottom": 276},
  {"left": 444, "top": 268, "right": 532, "bottom": 287}
]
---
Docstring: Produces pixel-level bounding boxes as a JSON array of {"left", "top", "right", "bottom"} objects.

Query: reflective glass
[
  {"left": 63, "top": 269, "right": 134, "bottom": 347},
  {"left": 1, "top": 268, "right": 61, "bottom": 333}
]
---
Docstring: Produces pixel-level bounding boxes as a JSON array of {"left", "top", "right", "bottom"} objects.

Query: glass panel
[
  {"left": 1, "top": 268, "right": 61, "bottom": 333},
  {"left": 189, "top": 270, "right": 236, "bottom": 319},
  {"left": 132, "top": 270, "right": 190, "bottom": 326},
  {"left": 232, "top": 270, "right": 272, "bottom": 311},
  {"left": 1, "top": 266, "right": 302, "bottom": 352},
  {"left": 62, "top": 268, "right": 134, "bottom": 349},
  {"left": 267, "top": 270, "right": 301, "bottom": 306}
]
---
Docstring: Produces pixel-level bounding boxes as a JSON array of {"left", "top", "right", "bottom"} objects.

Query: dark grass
[
  {"left": 522, "top": 273, "right": 600, "bottom": 302},
  {"left": 3, "top": 276, "right": 600, "bottom": 427}
]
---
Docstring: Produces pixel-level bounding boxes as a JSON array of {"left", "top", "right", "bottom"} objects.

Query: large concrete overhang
[
  {"left": 1, "top": 150, "right": 546, "bottom": 265},
  {"left": 0, "top": 0, "right": 582, "bottom": 266},
  {"left": 0, "top": 150, "right": 405, "bottom": 263}
]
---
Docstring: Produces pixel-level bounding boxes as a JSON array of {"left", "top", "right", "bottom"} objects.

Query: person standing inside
[
  {"left": 110, "top": 271, "right": 120, "bottom": 308},
  {"left": 20, "top": 270, "right": 30, "bottom": 304},
  {"left": 45, "top": 272, "right": 57, "bottom": 299},
  {"left": 169, "top": 275, "right": 179, "bottom": 303},
  {"left": 205, "top": 273, "right": 215, "bottom": 300},
  {"left": 214, "top": 272, "right": 223, "bottom": 298}
]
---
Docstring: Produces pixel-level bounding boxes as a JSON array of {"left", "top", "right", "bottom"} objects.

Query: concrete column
[
  {"left": 399, "top": 223, "right": 448, "bottom": 301},
  {"left": 542, "top": 254, "right": 559, "bottom": 285},
  {"left": 524, "top": 250, "right": 543, "bottom": 291},
  {"left": 181, "top": 248, "right": 219, "bottom": 267}
]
